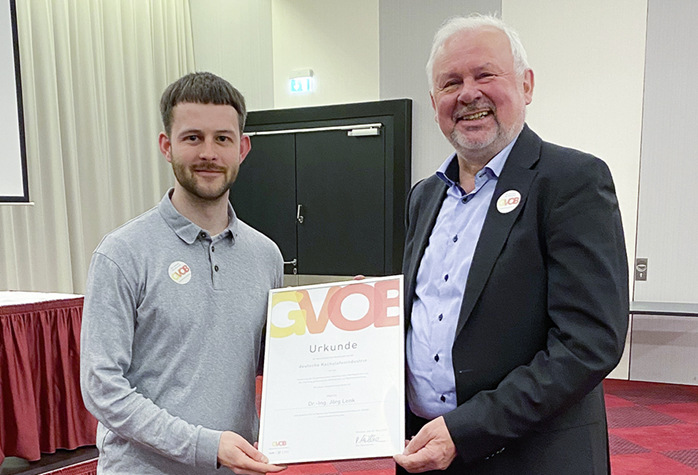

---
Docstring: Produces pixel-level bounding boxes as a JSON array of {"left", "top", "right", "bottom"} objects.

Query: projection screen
[{"left": 1, "top": 0, "right": 28, "bottom": 202}]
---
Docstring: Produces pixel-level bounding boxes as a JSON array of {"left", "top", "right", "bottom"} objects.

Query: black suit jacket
[{"left": 403, "top": 126, "right": 629, "bottom": 474}]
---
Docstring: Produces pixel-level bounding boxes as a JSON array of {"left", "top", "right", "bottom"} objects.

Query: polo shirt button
[
  {"left": 444, "top": 274, "right": 449, "bottom": 282},
  {"left": 214, "top": 265, "right": 219, "bottom": 272},
  {"left": 434, "top": 354, "right": 439, "bottom": 362},
  {"left": 438, "top": 314, "right": 443, "bottom": 321},
  {"left": 440, "top": 395, "right": 446, "bottom": 402},
  {"left": 461, "top": 198, "right": 467, "bottom": 204},
  {"left": 453, "top": 235, "right": 458, "bottom": 242},
  {"left": 211, "top": 246, "right": 215, "bottom": 252}
]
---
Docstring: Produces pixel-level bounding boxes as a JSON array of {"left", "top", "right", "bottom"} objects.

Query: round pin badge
[
  {"left": 169, "top": 261, "right": 192, "bottom": 285},
  {"left": 496, "top": 190, "right": 521, "bottom": 214}
]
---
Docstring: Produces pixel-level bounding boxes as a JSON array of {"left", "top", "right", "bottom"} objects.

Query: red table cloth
[{"left": 1, "top": 293, "right": 97, "bottom": 464}]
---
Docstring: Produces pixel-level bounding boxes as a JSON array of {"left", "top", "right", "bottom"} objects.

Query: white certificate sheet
[{"left": 258, "top": 275, "right": 405, "bottom": 464}]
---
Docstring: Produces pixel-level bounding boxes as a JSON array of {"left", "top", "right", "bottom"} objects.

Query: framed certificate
[{"left": 258, "top": 275, "right": 405, "bottom": 464}]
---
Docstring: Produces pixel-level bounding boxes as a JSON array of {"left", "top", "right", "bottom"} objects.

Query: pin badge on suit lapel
[{"left": 496, "top": 190, "right": 522, "bottom": 214}]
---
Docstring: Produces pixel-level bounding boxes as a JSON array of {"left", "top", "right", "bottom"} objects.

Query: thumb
[
  {"left": 230, "top": 433, "right": 269, "bottom": 463},
  {"left": 403, "top": 433, "right": 428, "bottom": 456},
  {"left": 244, "top": 445, "right": 269, "bottom": 464}
]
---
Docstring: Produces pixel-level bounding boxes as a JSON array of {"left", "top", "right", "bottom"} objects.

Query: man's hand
[
  {"left": 217, "top": 431, "right": 285, "bottom": 475},
  {"left": 393, "top": 416, "right": 457, "bottom": 473}
]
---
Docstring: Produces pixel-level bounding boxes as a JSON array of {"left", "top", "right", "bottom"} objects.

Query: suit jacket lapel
[
  {"left": 455, "top": 125, "right": 542, "bottom": 336},
  {"left": 404, "top": 176, "right": 446, "bottom": 327}
]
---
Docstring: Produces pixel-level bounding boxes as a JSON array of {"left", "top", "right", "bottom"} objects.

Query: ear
[
  {"left": 238, "top": 134, "right": 252, "bottom": 165},
  {"left": 159, "top": 132, "right": 173, "bottom": 163},
  {"left": 429, "top": 91, "right": 438, "bottom": 122},
  {"left": 523, "top": 69, "right": 534, "bottom": 105}
]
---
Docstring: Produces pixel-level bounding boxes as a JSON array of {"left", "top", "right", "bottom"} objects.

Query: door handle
[
  {"left": 283, "top": 258, "right": 298, "bottom": 275},
  {"left": 296, "top": 204, "right": 304, "bottom": 224}
]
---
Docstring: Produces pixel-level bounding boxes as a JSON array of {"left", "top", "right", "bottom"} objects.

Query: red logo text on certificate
[{"left": 270, "top": 280, "right": 400, "bottom": 338}]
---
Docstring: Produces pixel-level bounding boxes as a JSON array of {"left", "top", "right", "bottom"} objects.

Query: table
[
  {"left": 630, "top": 300, "right": 698, "bottom": 317},
  {"left": 626, "top": 300, "right": 698, "bottom": 386},
  {"left": 0, "top": 292, "right": 97, "bottom": 465}
]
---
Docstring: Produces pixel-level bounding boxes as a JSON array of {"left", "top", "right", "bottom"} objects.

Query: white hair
[{"left": 426, "top": 13, "right": 530, "bottom": 91}]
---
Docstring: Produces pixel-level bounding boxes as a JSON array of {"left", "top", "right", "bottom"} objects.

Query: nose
[
  {"left": 199, "top": 137, "right": 218, "bottom": 160},
  {"left": 456, "top": 78, "right": 482, "bottom": 105}
]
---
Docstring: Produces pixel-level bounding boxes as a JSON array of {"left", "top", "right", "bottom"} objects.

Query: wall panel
[{"left": 634, "top": 0, "right": 698, "bottom": 303}]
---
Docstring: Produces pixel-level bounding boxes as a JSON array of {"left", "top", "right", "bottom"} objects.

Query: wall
[
  {"left": 634, "top": 0, "right": 698, "bottom": 304},
  {"left": 189, "top": 0, "right": 274, "bottom": 111},
  {"left": 378, "top": 0, "right": 501, "bottom": 183},
  {"left": 192, "top": 0, "right": 380, "bottom": 110},
  {"left": 271, "top": 0, "right": 380, "bottom": 109},
  {"left": 502, "top": 0, "right": 646, "bottom": 289},
  {"left": 9, "top": 0, "right": 694, "bottom": 382},
  {"left": 627, "top": 0, "right": 698, "bottom": 385},
  {"left": 502, "top": 0, "right": 648, "bottom": 380}
]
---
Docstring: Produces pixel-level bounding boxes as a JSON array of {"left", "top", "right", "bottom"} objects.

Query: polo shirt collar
[{"left": 158, "top": 189, "right": 237, "bottom": 245}]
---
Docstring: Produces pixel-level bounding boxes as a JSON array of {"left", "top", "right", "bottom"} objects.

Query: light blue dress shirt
[{"left": 406, "top": 138, "right": 518, "bottom": 420}]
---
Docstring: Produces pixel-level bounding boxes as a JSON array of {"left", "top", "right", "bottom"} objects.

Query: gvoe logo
[{"left": 168, "top": 261, "right": 191, "bottom": 284}]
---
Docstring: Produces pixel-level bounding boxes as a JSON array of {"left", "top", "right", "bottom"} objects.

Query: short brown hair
[{"left": 160, "top": 72, "right": 247, "bottom": 135}]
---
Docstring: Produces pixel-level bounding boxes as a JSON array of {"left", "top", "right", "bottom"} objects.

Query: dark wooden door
[
  {"left": 230, "top": 133, "right": 298, "bottom": 274},
  {"left": 295, "top": 128, "right": 385, "bottom": 276}
]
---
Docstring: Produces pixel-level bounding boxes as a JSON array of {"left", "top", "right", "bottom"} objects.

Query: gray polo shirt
[{"left": 80, "top": 191, "right": 283, "bottom": 475}]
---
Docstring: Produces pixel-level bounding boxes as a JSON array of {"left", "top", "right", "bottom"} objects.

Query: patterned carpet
[
  {"left": 605, "top": 379, "right": 698, "bottom": 474},
  {"left": 281, "top": 379, "right": 698, "bottom": 475},
  {"left": 7, "top": 379, "right": 697, "bottom": 474}
]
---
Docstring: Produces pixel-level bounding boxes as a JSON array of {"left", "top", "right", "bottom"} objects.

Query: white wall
[
  {"left": 379, "top": 0, "right": 501, "bottom": 183},
  {"left": 502, "top": 1, "right": 648, "bottom": 380},
  {"left": 271, "top": 0, "right": 379, "bottom": 109},
  {"left": 623, "top": 0, "right": 698, "bottom": 386},
  {"left": 191, "top": 0, "right": 380, "bottom": 110},
  {"left": 10, "top": 0, "right": 693, "bottom": 383},
  {"left": 190, "top": 1, "right": 647, "bottom": 290},
  {"left": 190, "top": 0, "right": 274, "bottom": 111},
  {"left": 634, "top": 0, "right": 698, "bottom": 304},
  {"left": 502, "top": 0, "right": 647, "bottom": 289}
]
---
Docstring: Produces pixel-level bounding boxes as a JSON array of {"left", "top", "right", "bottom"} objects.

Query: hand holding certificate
[{"left": 258, "top": 275, "right": 405, "bottom": 464}]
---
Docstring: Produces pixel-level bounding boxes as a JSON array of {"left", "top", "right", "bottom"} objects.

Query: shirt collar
[
  {"left": 436, "top": 133, "right": 521, "bottom": 188},
  {"left": 157, "top": 189, "right": 238, "bottom": 245}
]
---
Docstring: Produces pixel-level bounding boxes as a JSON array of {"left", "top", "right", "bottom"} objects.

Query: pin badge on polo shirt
[
  {"left": 169, "top": 261, "right": 191, "bottom": 284},
  {"left": 496, "top": 190, "right": 521, "bottom": 214}
]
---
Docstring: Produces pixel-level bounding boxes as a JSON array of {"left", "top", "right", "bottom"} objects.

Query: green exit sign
[{"left": 290, "top": 76, "right": 313, "bottom": 93}]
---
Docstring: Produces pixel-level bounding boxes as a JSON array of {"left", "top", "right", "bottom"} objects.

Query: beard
[
  {"left": 450, "top": 125, "right": 499, "bottom": 152},
  {"left": 171, "top": 157, "right": 237, "bottom": 201},
  {"left": 448, "top": 102, "right": 524, "bottom": 156}
]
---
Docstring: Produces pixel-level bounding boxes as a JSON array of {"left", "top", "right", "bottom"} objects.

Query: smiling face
[
  {"left": 430, "top": 26, "right": 534, "bottom": 163},
  {"left": 159, "top": 102, "right": 251, "bottom": 204}
]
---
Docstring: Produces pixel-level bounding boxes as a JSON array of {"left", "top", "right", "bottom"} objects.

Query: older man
[{"left": 394, "top": 14, "right": 628, "bottom": 474}]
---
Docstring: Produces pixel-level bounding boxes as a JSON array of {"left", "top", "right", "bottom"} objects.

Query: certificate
[{"left": 258, "top": 275, "right": 405, "bottom": 464}]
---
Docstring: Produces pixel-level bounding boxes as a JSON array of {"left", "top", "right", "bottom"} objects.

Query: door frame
[{"left": 244, "top": 99, "right": 412, "bottom": 275}]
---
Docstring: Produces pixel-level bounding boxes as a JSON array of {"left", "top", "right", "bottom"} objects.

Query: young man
[
  {"left": 395, "top": 15, "right": 628, "bottom": 474},
  {"left": 81, "top": 72, "right": 285, "bottom": 475}
]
